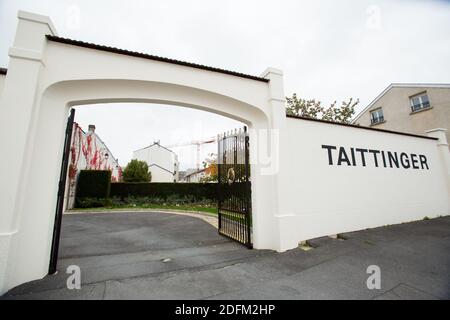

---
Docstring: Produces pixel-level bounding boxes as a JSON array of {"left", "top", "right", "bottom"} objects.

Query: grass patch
[{"left": 69, "top": 202, "right": 218, "bottom": 215}]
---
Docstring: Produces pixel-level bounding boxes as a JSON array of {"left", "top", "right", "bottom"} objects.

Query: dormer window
[
  {"left": 370, "top": 108, "right": 384, "bottom": 125},
  {"left": 410, "top": 92, "right": 430, "bottom": 112}
]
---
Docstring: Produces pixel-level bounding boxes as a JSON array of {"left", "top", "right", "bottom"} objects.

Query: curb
[{"left": 65, "top": 208, "right": 218, "bottom": 228}]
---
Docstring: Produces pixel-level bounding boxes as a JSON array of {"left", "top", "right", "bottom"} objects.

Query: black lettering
[
  {"left": 400, "top": 152, "right": 410, "bottom": 169},
  {"left": 411, "top": 154, "right": 419, "bottom": 169},
  {"left": 337, "top": 147, "right": 351, "bottom": 166},
  {"left": 350, "top": 148, "right": 356, "bottom": 166},
  {"left": 381, "top": 151, "right": 387, "bottom": 167},
  {"left": 355, "top": 148, "right": 368, "bottom": 166},
  {"left": 322, "top": 145, "right": 337, "bottom": 165},
  {"left": 388, "top": 151, "right": 399, "bottom": 168},
  {"left": 419, "top": 155, "right": 429, "bottom": 170},
  {"left": 368, "top": 149, "right": 380, "bottom": 167}
]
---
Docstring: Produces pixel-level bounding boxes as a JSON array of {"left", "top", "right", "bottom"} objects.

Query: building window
[
  {"left": 370, "top": 108, "right": 384, "bottom": 125},
  {"left": 410, "top": 92, "right": 430, "bottom": 112}
]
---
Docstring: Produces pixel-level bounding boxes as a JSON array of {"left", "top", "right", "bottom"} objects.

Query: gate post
[
  {"left": 426, "top": 128, "right": 450, "bottom": 210},
  {"left": 256, "top": 68, "right": 288, "bottom": 251},
  {"left": 0, "top": 11, "right": 57, "bottom": 294}
]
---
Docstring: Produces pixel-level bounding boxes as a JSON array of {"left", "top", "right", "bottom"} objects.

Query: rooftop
[{"left": 353, "top": 83, "right": 450, "bottom": 123}]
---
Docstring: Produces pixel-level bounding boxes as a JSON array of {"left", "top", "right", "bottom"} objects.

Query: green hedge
[
  {"left": 75, "top": 197, "right": 112, "bottom": 208},
  {"left": 75, "top": 170, "right": 111, "bottom": 199},
  {"left": 110, "top": 182, "right": 217, "bottom": 201}
]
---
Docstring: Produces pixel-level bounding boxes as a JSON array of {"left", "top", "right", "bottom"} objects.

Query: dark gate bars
[{"left": 217, "top": 127, "right": 252, "bottom": 248}]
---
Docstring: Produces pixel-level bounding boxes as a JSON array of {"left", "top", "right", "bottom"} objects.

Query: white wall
[
  {"left": 72, "top": 126, "right": 121, "bottom": 179},
  {"left": 0, "top": 75, "right": 6, "bottom": 98},
  {"left": 186, "top": 170, "right": 207, "bottom": 183},
  {"left": 0, "top": 11, "right": 278, "bottom": 294},
  {"left": 148, "top": 165, "right": 174, "bottom": 183},
  {"left": 66, "top": 123, "right": 122, "bottom": 209},
  {"left": 133, "top": 143, "right": 178, "bottom": 182},
  {"left": 1, "top": 10, "right": 448, "bottom": 295},
  {"left": 275, "top": 118, "right": 450, "bottom": 251}
]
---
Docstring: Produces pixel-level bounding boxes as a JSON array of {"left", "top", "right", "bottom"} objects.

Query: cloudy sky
[{"left": 1, "top": 0, "right": 450, "bottom": 169}]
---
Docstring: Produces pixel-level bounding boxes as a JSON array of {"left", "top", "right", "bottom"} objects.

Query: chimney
[{"left": 88, "top": 124, "right": 96, "bottom": 133}]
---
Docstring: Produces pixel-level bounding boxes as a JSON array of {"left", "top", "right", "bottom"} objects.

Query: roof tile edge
[{"left": 46, "top": 35, "right": 270, "bottom": 83}]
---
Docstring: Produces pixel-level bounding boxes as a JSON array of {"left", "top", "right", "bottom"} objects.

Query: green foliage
[
  {"left": 75, "top": 197, "right": 111, "bottom": 208},
  {"left": 111, "top": 195, "right": 215, "bottom": 207},
  {"left": 110, "top": 182, "right": 217, "bottom": 201},
  {"left": 75, "top": 170, "right": 111, "bottom": 198},
  {"left": 122, "top": 159, "right": 152, "bottom": 182},
  {"left": 286, "top": 93, "right": 359, "bottom": 124},
  {"left": 114, "top": 195, "right": 216, "bottom": 214}
]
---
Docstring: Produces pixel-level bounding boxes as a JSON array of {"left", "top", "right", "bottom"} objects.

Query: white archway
[
  {"left": 2, "top": 10, "right": 448, "bottom": 296},
  {"left": 0, "top": 11, "right": 286, "bottom": 293}
]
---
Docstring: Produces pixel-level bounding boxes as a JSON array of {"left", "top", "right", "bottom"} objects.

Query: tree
[
  {"left": 200, "top": 153, "right": 218, "bottom": 183},
  {"left": 286, "top": 93, "right": 359, "bottom": 124},
  {"left": 122, "top": 159, "right": 152, "bottom": 182}
]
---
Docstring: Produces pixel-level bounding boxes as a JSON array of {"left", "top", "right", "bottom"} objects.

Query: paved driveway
[{"left": 3, "top": 212, "right": 450, "bottom": 299}]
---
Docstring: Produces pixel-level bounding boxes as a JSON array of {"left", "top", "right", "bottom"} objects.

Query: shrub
[
  {"left": 75, "top": 197, "right": 111, "bottom": 208},
  {"left": 110, "top": 182, "right": 217, "bottom": 201},
  {"left": 110, "top": 195, "right": 216, "bottom": 207},
  {"left": 75, "top": 170, "right": 111, "bottom": 198},
  {"left": 122, "top": 159, "right": 152, "bottom": 182}
]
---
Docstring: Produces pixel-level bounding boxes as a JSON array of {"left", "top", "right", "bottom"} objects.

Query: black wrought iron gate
[
  {"left": 217, "top": 127, "right": 252, "bottom": 248},
  {"left": 49, "top": 108, "right": 75, "bottom": 274}
]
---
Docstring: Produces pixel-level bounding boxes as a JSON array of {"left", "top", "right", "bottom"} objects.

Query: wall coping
[
  {"left": 286, "top": 114, "right": 438, "bottom": 141},
  {"left": 18, "top": 10, "right": 58, "bottom": 35}
]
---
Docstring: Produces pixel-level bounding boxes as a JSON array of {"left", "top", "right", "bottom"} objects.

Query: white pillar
[
  {"left": 426, "top": 128, "right": 450, "bottom": 210},
  {"left": 259, "top": 68, "right": 289, "bottom": 251},
  {"left": 260, "top": 68, "right": 286, "bottom": 130},
  {"left": 0, "top": 11, "right": 57, "bottom": 294}
]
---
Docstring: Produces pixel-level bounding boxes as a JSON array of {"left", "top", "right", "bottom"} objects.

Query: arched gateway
[
  {"left": 2, "top": 11, "right": 449, "bottom": 295},
  {"left": 0, "top": 11, "right": 286, "bottom": 293}
]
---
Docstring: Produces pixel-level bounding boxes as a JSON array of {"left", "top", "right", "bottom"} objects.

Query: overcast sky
[{"left": 1, "top": 0, "right": 450, "bottom": 169}]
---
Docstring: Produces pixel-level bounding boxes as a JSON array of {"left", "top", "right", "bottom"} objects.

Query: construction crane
[{"left": 166, "top": 137, "right": 216, "bottom": 170}]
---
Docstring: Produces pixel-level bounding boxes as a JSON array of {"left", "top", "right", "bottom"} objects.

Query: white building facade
[
  {"left": 184, "top": 168, "right": 207, "bottom": 183},
  {"left": 133, "top": 142, "right": 179, "bottom": 182},
  {"left": 0, "top": 11, "right": 449, "bottom": 294},
  {"left": 66, "top": 123, "right": 121, "bottom": 209}
]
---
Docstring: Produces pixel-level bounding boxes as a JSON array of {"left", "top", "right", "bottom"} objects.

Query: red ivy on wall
[{"left": 69, "top": 122, "right": 119, "bottom": 181}]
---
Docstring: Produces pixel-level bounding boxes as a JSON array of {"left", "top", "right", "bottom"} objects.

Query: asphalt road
[{"left": 3, "top": 211, "right": 450, "bottom": 299}]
